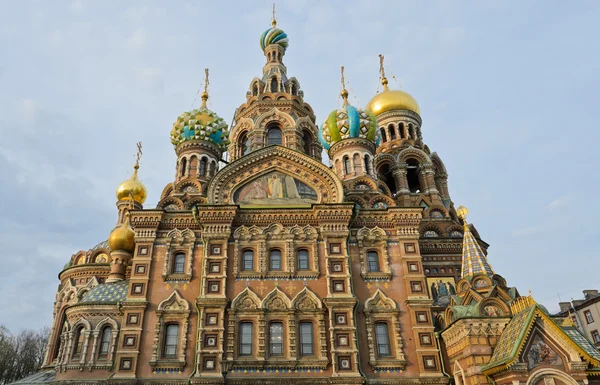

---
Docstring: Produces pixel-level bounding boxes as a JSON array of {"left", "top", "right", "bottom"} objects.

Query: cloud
[
  {"left": 512, "top": 226, "right": 544, "bottom": 237},
  {"left": 127, "top": 28, "right": 147, "bottom": 50},
  {"left": 548, "top": 195, "right": 573, "bottom": 209}
]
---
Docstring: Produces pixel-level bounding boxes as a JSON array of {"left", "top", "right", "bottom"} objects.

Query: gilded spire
[
  {"left": 457, "top": 206, "right": 495, "bottom": 278},
  {"left": 271, "top": 3, "right": 277, "bottom": 28},
  {"left": 116, "top": 142, "right": 147, "bottom": 204},
  {"left": 379, "top": 54, "right": 389, "bottom": 91},
  {"left": 201, "top": 68, "right": 209, "bottom": 108},
  {"left": 340, "top": 66, "right": 349, "bottom": 106}
]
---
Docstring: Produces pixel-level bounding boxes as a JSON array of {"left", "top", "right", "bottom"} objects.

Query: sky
[{"left": 0, "top": 0, "right": 599, "bottom": 331}]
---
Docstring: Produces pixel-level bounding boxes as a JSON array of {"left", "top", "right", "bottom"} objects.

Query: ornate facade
[{"left": 30, "top": 12, "right": 600, "bottom": 385}]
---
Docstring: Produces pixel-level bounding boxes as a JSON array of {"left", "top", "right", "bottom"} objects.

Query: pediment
[{"left": 207, "top": 146, "right": 343, "bottom": 206}]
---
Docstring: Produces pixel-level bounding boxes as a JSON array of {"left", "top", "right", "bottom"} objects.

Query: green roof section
[
  {"left": 563, "top": 327, "right": 600, "bottom": 361},
  {"left": 81, "top": 281, "right": 128, "bottom": 304}
]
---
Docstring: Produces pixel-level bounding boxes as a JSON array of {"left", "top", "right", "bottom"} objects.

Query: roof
[
  {"left": 482, "top": 304, "right": 600, "bottom": 375},
  {"left": 461, "top": 225, "right": 494, "bottom": 277},
  {"left": 91, "top": 239, "right": 110, "bottom": 252},
  {"left": 81, "top": 281, "right": 128, "bottom": 304},
  {"left": 8, "top": 370, "right": 55, "bottom": 385}
]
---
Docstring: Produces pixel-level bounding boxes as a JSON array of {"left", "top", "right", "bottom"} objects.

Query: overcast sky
[{"left": 1, "top": 0, "right": 599, "bottom": 331}]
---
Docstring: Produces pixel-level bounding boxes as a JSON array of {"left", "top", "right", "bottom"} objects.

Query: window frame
[
  {"left": 269, "top": 249, "right": 282, "bottom": 271},
  {"left": 162, "top": 323, "right": 180, "bottom": 359},
  {"left": 592, "top": 330, "right": 600, "bottom": 344},
  {"left": 98, "top": 326, "right": 112, "bottom": 358},
  {"left": 367, "top": 251, "right": 380, "bottom": 272},
  {"left": 239, "top": 322, "right": 253, "bottom": 356},
  {"left": 297, "top": 249, "right": 310, "bottom": 271},
  {"left": 172, "top": 252, "right": 186, "bottom": 274},
  {"left": 242, "top": 249, "right": 254, "bottom": 271},
  {"left": 299, "top": 322, "right": 314, "bottom": 356},
  {"left": 375, "top": 322, "right": 392, "bottom": 357},
  {"left": 585, "top": 310, "right": 594, "bottom": 324},
  {"left": 267, "top": 126, "right": 283, "bottom": 146},
  {"left": 269, "top": 322, "right": 284, "bottom": 356},
  {"left": 72, "top": 326, "right": 85, "bottom": 357}
]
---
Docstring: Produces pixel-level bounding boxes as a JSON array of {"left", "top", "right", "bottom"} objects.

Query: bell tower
[{"left": 228, "top": 11, "right": 322, "bottom": 162}]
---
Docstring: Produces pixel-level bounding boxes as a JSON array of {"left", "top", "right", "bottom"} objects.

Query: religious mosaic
[{"left": 233, "top": 171, "right": 318, "bottom": 205}]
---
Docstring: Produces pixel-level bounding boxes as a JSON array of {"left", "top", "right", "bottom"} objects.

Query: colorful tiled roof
[
  {"left": 483, "top": 304, "right": 600, "bottom": 375},
  {"left": 81, "top": 281, "right": 128, "bottom": 304},
  {"left": 461, "top": 224, "right": 494, "bottom": 277}
]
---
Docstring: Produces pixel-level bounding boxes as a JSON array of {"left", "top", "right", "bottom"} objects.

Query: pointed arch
[
  {"left": 291, "top": 287, "right": 322, "bottom": 310},
  {"left": 158, "top": 290, "right": 190, "bottom": 312},
  {"left": 262, "top": 287, "right": 291, "bottom": 311},
  {"left": 231, "top": 288, "right": 262, "bottom": 310},
  {"left": 365, "top": 289, "right": 397, "bottom": 311}
]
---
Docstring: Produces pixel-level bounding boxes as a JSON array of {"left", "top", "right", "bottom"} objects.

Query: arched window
[
  {"left": 297, "top": 249, "right": 309, "bottom": 270},
  {"left": 239, "top": 322, "right": 253, "bottom": 356},
  {"left": 291, "top": 83, "right": 298, "bottom": 96},
  {"left": 239, "top": 132, "right": 250, "bottom": 156},
  {"left": 409, "top": 124, "right": 415, "bottom": 139},
  {"left": 389, "top": 124, "right": 396, "bottom": 140},
  {"left": 72, "top": 326, "right": 85, "bottom": 356},
  {"left": 200, "top": 158, "right": 207, "bottom": 176},
  {"left": 242, "top": 250, "right": 254, "bottom": 271},
  {"left": 267, "top": 126, "right": 282, "bottom": 146},
  {"left": 98, "top": 327, "right": 112, "bottom": 358},
  {"left": 163, "top": 324, "right": 179, "bottom": 358},
  {"left": 299, "top": 322, "right": 314, "bottom": 356},
  {"left": 269, "top": 322, "right": 283, "bottom": 356},
  {"left": 377, "top": 163, "right": 397, "bottom": 195},
  {"left": 399, "top": 123, "right": 406, "bottom": 139},
  {"left": 210, "top": 160, "right": 217, "bottom": 176},
  {"left": 406, "top": 158, "right": 421, "bottom": 193},
  {"left": 343, "top": 156, "right": 352, "bottom": 175},
  {"left": 302, "top": 131, "right": 312, "bottom": 155},
  {"left": 252, "top": 83, "right": 259, "bottom": 96},
  {"left": 270, "top": 77, "right": 278, "bottom": 93},
  {"left": 367, "top": 251, "right": 380, "bottom": 272},
  {"left": 270, "top": 249, "right": 282, "bottom": 271},
  {"left": 375, "top": 323, "right": 391, "bottom": 357},
  {"left": 364, "top": 155, "right": 370, "bottom": 175},
  {"left": 380, "top": 128, "right": 387, "bottom": 142},
  {"left": 173, "top": 253, "right": 185, "bottom": 274},
  {"left": 180, "top": 157, "right": 187, "bottom": 178}
]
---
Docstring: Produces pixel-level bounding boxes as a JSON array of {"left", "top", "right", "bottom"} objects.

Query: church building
[{"left": 32, "top": 12, "right": 600, "bottom": 385}]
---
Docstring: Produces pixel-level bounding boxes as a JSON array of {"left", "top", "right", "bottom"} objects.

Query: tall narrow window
[
  {"left": 180, "top": 157, "right": 187, "bottom": 177},
  {"left": 297, "top": 249, "right": 309, "bottom": 270},
  {"left": 270, "top": 250, "right": 282, "bottom": 271},
  {"left": 367, "top": 251, "right": 380, "bottom": 272},
  {"left": 239, "top": 132, "right": 250, "bottom": 156},
  {"left": 302, "top": 131, "right": 312, "bottom": 155},
  {"left": 364, "top": 155, "right": 370, "bottom": 175},
  {"left": 375, "top": 323, "right": 391, "bottom": 357},
  {"left": 271, "top": 77, "right": 278, "bottom": 92},
  {"left": 72, "top": 326, "right": 85, "bottom": 356},
  {"left": 98, "top": 327, "right": 112, "bottom": 358},
  {"left": 239, "top": 322, "right": 253, "bottom": 356},
  {"left": 267, "top": 126, "right": 282, "bottom": 146},
  {"left": 380, "top": 127, "right": 387, "bottom": 142},
  {"left": 389, "top": 124, "right": 396, "bottom": 140},
  {"left": 252, "top": 83, "right": 259, "bottom": 96},
  {"left": 242, "top": 250, "right": 254, "bottom": 271},
  {"left": 399, "top": 123, "right": 405, "bottom": 139},
  {"left": 163, "top": 324, "right": 179, "bottom": 358},
  {"left": 344, "top": 156, "right": 351, "bottom": 175},
  {"left": 200, "top": 158, "right": 207, "bottom": 176},
  {"left": 173, "top": 253, "right": 185, "bottom": 274},
  {"left": 406, "top": 158, "right": 422, "bottom": 193},
  {"left": 299, "top": 322, "right": 314, "bottom": 356},
  {"left": 269, "top": 322, "right": 283, "bottom": 356}
]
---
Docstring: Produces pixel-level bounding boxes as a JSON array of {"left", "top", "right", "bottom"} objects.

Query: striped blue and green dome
[
  {"left": 260, "top": 27, "right": 289, "bottom": 52},
  {"left": 319, "top": 104, "right": 380, "bottom": 150},
  {"left": 170, "top": 106, "right": 229, "bottom": 152}
]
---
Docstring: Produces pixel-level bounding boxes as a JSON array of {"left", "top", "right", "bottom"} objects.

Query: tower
[
  {"left": 228, "top": 14, "right": 322, "bottom": 161},
  {"left": 319, "top": 66, "right": 380, "bottom": 182},
  {"left": 160, "top": 69, "right": 229, "bottom": 210}
]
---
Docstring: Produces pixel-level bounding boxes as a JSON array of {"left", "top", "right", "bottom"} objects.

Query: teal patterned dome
[
  {"left": 170, "top": 103, "right": 229, "bottom": 151},
  {"left": 319, "top": 99, "right": 380, "bottom": 150},
  {"left": 260, "top": 25, "right": 289, "bottom": 52}
]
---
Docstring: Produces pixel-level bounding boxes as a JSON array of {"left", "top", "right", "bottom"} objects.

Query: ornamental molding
[
  {"left": 374, "top": 109, "right": 422, "bottom": 125},
  {"left": 207, "top": 147, "right": 344, "bottom": 205}
]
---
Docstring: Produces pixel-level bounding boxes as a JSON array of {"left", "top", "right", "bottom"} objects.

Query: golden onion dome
[
  {"left": 116, "top": 164, "right": 147, "bottom": 204},
  {"left": 365, "top": 79, "right": 420, "bottom": 116},
  {"left": 108, "top": 212, "right": 135, "bottom": 253}
]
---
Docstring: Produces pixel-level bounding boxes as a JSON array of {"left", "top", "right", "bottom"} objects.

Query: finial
[
  {"left": 378, "top": 54, "right": 389, "bottom": 91},
  {"left": 340, "top": 66, "right": 349, "bottom": 106},
  {"left": 201, "top": 68, "right": 209, "bottom": 108},
  {"left": 271, "top": 3, "right": 277, "bottom": 28},
  {"left": 457, "top": 205, "right": 469, "bottom": 232}
]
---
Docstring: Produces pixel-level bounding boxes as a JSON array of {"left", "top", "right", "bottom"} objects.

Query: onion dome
[
  {"left": 108, "top": 211, "right": 135, "bottom": 253},
  {"left": 365, "top": 54, "right": 420, "bottom": 116},
  {"left": 260, "top": 18, "right": 289, "bottom": 53},
  {"left": 170, "top": 70, "right": 229, "bottom": 151},
  {"left": 116, "top": 164, "right": 147, "bottom": 204},
  {"left": 319, "top": 67, "right": 380, "bottom": 150}
]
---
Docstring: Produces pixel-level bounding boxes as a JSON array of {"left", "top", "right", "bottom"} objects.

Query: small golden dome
[
  {"left": 116, "top": 164, "right": 147, "bottom": 204},
  {"left": 365, "top": 85, "right": 420, "bottom": 116},
  {"left": 108, "top": 212, "right": 135, "bottom": 253}
]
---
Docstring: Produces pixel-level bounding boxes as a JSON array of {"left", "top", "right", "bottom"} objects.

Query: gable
[{"left": 207, "top": 146, "right": 343, "bottom": 206}]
